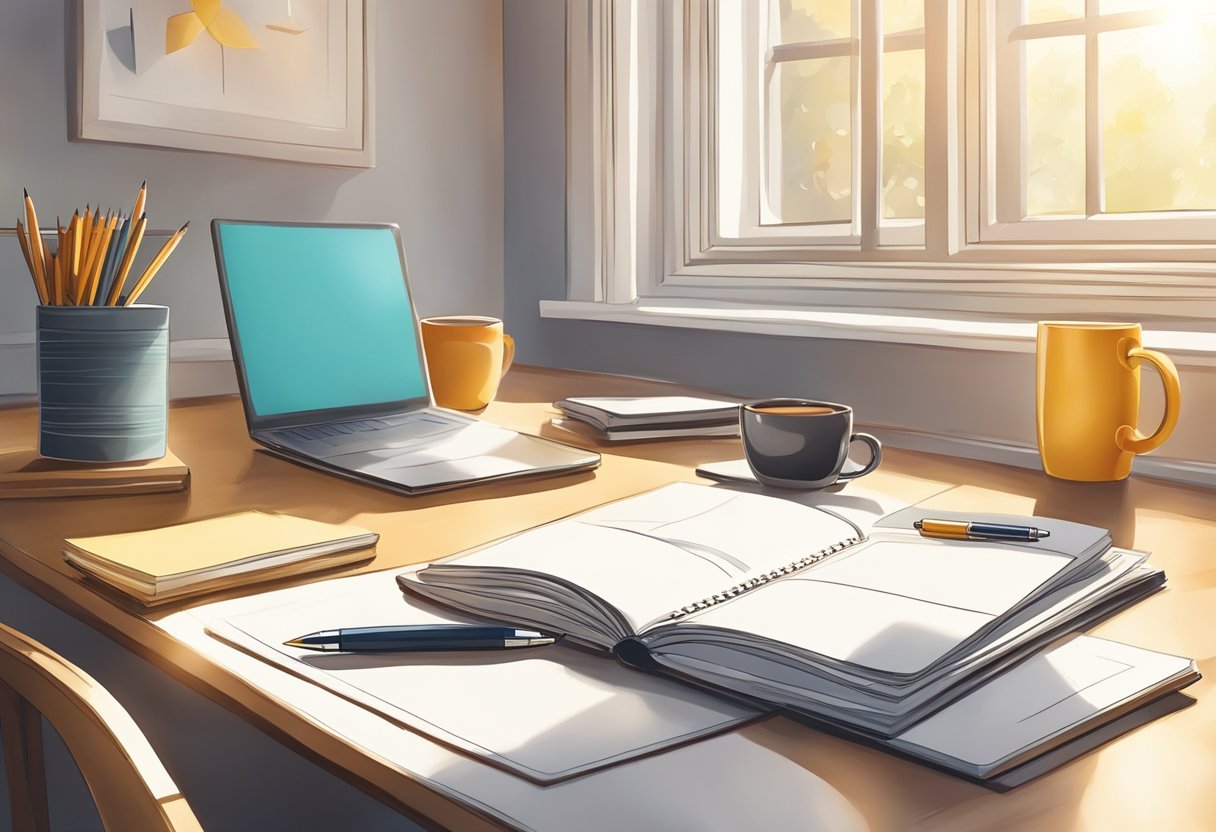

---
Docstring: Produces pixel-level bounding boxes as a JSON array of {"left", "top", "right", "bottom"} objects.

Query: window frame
[
  {"left": 977, "top": 2, "right": 1216, "bottom": 244},
  {"left": 564, "top": 0, "right": 1216, "bottom": 323}
]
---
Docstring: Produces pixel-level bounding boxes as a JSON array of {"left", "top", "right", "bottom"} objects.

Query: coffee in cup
[{"left": 741, "top": 399, "right": 882, "bottom": 489}]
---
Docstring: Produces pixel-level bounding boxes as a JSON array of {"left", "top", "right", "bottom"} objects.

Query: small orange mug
[
  {"left": 420, "top": 316, "right": 515, "bottom": 411},
  {"left": 1036, "top": 321, "right": 1181, "bottom": 481}
]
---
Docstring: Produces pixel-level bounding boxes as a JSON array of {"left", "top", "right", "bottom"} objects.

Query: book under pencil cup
[{"left": 36, "top": 304, "right": 169, "bottom": 463}]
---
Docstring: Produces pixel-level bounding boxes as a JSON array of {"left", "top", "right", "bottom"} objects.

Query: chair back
[{"left": 0, "top": 622, "right": 202, "bottom": 832}]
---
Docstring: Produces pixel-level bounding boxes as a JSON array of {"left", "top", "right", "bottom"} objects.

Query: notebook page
[
  {"left": 204, "top": 570, "right": 760, "bottom": 784},
  {"left": 677, "top": 532, "right": 1089, "bottom": 676},
  {"left": 432, "top": 484, "right": 859, "bottom": 633}
]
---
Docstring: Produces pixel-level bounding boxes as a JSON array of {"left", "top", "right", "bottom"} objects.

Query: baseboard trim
[{"left": 867, "top": 423, "right": 1216, "bottom": 490}]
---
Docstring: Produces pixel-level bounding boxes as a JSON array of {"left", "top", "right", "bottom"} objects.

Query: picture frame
[{"left": 75, "top": 0, "right": 375, "bottom": 167}]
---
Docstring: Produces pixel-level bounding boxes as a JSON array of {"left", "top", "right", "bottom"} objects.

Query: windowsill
[{"left": 539, "top": 298, "right": 1216, "bottom": 369}]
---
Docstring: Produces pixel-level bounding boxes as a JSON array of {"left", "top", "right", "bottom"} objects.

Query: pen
[
  {"left": 283, "top": 624, "right": 561, "bottom": 653},
  {"left": 913, "top": 519, "right": 1051, "bottom": 542}
]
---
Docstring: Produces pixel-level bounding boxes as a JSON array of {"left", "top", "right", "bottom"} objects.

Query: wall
[
  {"left": 0, "top": 1, "right": 499, "bottom": 828},
  {"left": 1, "top": 0, "right": 504, "bottom": 396},
  {"left": 502, "top": 0, "right": 1216, "bottom": 476}
]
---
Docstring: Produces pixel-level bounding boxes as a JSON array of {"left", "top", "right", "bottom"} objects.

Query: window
[
  {"left": 716, "top": 1, "right": 926, "bottom": 246},
  {"left": 564, "top": 0, "right": 1216, "bottom": 322},
  {"left": 983, "top": 0, "right": 1216, "bottom": 241}
]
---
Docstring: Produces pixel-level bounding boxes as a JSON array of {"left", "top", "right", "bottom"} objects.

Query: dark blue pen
[{"left": 283, "top": 624, "right": 560, "bottom": 653}]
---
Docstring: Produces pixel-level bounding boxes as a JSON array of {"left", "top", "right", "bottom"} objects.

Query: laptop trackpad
[{"left": 333, "top": 427, "right": 563, "bottom": 486}]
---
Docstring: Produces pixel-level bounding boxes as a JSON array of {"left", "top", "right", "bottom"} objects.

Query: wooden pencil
[
  {"left": 15, "top": 219, "right": 48, "bottom": 304},
  {"left": 107, "top": 213, "right": 146, "bottom": 306},
  {"left": 68, "top": 211, "right": 82, "bottom": 299},
  {"left": 52, "top": 249, "right": 63, "bottom": 307},
  {"left": 22, "top": 189, "right": 50, "bottom": 305},
  {"left": 130, "top": 181, "right": 146, "bottom": 231},
  {"left": 97, "top": 214, "right": 128, "bottom": 307},
  {"left": 80, "top": 211, "right": 110, "bottom": 303},
  {"left": 85, "top": 212, "right": 118, "bottom": 305},
  {"left": 124, "top": 222, "right": 188, "bottom": 306}
]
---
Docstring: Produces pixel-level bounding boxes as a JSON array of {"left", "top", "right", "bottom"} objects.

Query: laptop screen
[{"left": 214, "top": 222, "right": 429, "bottom": 420}]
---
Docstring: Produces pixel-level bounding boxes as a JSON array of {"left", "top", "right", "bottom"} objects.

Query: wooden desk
[{"left": 0, "top": 365, "right": 1212, "bottom": 831}]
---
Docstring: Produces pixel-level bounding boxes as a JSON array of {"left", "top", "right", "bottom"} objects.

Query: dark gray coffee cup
[{"left": 741, "top": 398, "right": 882, "bottom": 489}]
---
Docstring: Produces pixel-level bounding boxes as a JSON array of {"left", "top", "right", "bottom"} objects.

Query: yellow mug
[
  {"left": 420, "top": 316, "right": 515, "bottom": 411},
  {"left": 1036, "top": 322, "right": 1181, "bottom": 481}
]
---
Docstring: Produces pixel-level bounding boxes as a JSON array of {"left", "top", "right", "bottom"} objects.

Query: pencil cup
[{"left": 36, "top": 305, "right": 169, "bottom": 462}]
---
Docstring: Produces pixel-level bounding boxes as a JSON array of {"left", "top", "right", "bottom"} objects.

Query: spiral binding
[{"left": 667, "top": 536, "right": 862, "bottom": 620}]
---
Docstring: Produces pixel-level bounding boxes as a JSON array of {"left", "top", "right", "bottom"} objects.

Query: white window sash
[
  {"left": 565, "top": 0, "right": 1216, "bottom": 323},
  {"left": 976, "top": 1, "right": 1216, "bottom": 243}
]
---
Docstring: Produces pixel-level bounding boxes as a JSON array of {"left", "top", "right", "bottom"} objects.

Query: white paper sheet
[
  {"left": 890, "top": 636, "right": 1196, "bottom": 776},
  {"left": 433, "top": 483, "right": 860, "bottom": 632},
  {"left": 201, "top": 569, "right": 761, "bottom": 784}
]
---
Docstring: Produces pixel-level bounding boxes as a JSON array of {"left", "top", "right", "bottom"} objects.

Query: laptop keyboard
[{"left": 272, "top": 413, "right": 460, "bottom": 448}]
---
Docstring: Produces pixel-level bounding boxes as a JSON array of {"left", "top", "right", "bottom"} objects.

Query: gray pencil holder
[{"left": 36, "top": 305, "right": 169, "bottom": 462}]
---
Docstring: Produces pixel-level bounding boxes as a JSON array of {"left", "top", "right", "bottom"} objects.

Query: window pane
[
  {"left": 1026, "top": 37, "right": 1086, "bottom": 216},
  {"left": 1099, "top": 0, "right": 1154, "bottom": 12},
  {"left": 776, "top": 0, "right": 851, "bottom": 43},
  {"left": 1102, "top": 20, "right": 1216, "bottom": 212},
  {"left": 882, "top": 49, "right": 926, "bottom": 219},
  {"left": 1102, "top": 0, "right": 1216, "bottom": 14},
  {"left": 1026, "top": 0, "right": 1085, "bottom": 24},
  {"left": 883, "top": 0, "right": 923, "bottom": 33},
  {"left": 769, "top": 58, "right": 853, "bottom": 224}
]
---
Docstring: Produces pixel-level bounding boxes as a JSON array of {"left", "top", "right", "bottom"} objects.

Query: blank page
[
  {"left": 206, "top": 570, "right": 760, "bottom": 784},
  {"left": 441, "top": 483, "right": 859, "bottom": 631}
]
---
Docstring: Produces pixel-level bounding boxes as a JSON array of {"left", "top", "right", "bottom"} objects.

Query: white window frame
[
  {"left": 562, "top": 0, "right": 1216, "bottom": 323},
  {"left": 979, "top": 3, "right": 1216, "bottom": 243}
]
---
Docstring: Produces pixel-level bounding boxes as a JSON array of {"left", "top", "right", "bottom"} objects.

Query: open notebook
[{"left": 399, "top": 483, "right": 1196, "bottom": 780}]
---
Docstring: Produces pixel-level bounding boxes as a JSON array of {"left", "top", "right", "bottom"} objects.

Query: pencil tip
[
  {"left": 23, "top": 188, "right": 28, "bottom": 198},
  {"left": 140, "top": 179, "right": 146, "bottom": 188}
]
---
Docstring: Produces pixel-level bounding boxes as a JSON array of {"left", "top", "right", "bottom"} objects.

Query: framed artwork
[{"left": 76, "top": 0, "right": 374, "bottom": 167}]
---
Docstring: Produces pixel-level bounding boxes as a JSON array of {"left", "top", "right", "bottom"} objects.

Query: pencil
[
  {"left": 22, "top": 189, "right": 50, "bottom": 305},
  {"left": 130, "top": 181, "right": 146, "bottom": 231},
  {"left": 52, "top": 250, "right": 63, "bottom": 307},
  {"left": 77, "top": 211, "right": 102, "bottom": 304},
  {"left": 96, "top": 214, "right": 126, "bottom": 307},
  {"left": 124, "top": 221, "right": 188, "bottom": 306},
  {"left": 107, "top": 213, "right": 146, "bottom": 306},
  {"left": 15, "top": 219, "right": 48, "bottom": 304},
  {"left": 68, "top": 210, "right": 82, "bottom": 299},
  {"left": 85, "top": 212, "right": 118, "bottom": 305}
]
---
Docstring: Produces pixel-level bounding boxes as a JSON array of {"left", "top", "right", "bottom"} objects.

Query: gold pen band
[{"left": 914, "top": 519, "right": 971, "bottom": 539}]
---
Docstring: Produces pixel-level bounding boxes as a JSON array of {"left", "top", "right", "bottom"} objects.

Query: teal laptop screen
[{"left": 216, "top": 223, "right": 428, "bottom": 418}]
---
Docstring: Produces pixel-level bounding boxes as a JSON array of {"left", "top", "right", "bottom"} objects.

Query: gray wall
[
  {"left": 1, "top": 0, "right": 504, "bottom": 345},
  {"left": 502, "top": 0, "right": 1216, "bottom": 470},
  {"left": 0, "top": 1, "right": 497, "bottom": 828}
]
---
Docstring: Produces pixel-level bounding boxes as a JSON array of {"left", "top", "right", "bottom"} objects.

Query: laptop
[{"left": 211, "top": 220, "right": 600, "bottom": 494}]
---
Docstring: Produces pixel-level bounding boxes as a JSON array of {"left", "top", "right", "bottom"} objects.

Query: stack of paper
[
  {"left": 401, "top": 483, "right": 1198, "bottom": 781},
  {"left": 0, "top": 446, "right": 189, "bottom": 498},
  {"left": 553, "top": 396, "right": 740, "bottom": 441},
  {"left": 63, "top": 511, "right": 378, "bottom": 605}
]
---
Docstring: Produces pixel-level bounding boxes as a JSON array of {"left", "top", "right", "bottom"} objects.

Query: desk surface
[{"left": 0, "top": 365, "right": 1213, "bottom": 831}]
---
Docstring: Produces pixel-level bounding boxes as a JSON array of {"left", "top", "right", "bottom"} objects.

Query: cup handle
[
  {"left": 1116, "top": 346, "right": 1181, "bottom": 455},
  {"left": 502, "top": 333, "right": 515, "bottom": 374},
  {"left": 837, "top": 433, "right": 883, "bottom": 480}
]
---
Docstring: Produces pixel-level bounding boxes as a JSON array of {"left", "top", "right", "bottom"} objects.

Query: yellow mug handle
[
  {"left": 1115, "top": 346, "right": 1181, "bottom": 455},
  {"left": 501, "top": 333, "right": 515, "bottom": 375}
]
